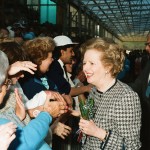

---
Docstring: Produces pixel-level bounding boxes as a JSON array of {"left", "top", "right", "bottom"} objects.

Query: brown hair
[
  {"left": 80, "top": 37, "right": 125, "bottom": 78},
  {"left": 23, "top": 37, "right": 55, "bottom": 66}
]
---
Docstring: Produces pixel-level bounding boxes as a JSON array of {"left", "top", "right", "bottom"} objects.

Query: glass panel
[
  {"left": 41, "top": 0, "right": 47, "bottom": 5},
  {"left": 40, "top": 0, "right": 56, "bottom": 24},
  {"left": 27, "top": 0, "right": 38, "bottom": 5}
]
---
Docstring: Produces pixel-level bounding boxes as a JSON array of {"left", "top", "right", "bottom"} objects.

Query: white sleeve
[{"left": 25, "top": 91, "right": 47, "bottom": 109}]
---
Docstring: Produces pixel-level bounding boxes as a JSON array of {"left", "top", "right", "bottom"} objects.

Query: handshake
[{"left": 42, "top": 91, "right": 73, "bottom": 118}]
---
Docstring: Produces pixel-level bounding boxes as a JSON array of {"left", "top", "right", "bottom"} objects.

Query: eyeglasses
[
  {"left": 3, "top": 79, "right": 12, "bottom": 90},
  {"left": 145, "top": 42, "right": 150, "bottom": 47}
]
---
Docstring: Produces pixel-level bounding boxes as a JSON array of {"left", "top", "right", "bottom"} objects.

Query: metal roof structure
[{"left": 71, "top": 0, "right": 150, "bottom": 41}]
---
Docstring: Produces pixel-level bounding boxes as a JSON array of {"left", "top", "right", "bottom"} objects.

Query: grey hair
[{"left": 0, "top": 50, "right": 9, "bottom": 86}]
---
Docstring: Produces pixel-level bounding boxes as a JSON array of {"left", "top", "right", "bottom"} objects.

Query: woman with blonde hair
[{"left": 79, "top": 37, "right": 141, "bottom": 149}]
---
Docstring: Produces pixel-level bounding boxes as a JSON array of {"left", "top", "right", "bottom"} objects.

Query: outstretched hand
[
  {"left": 0, "top": 122, "right": 17, "bottom": 150},
  {"left": 15, "top": 88, "right": 26, "bottom": 121},
  {"left": 51, "top": 120, "right": 71, "bottom": 139},
  {"left": 45, "top": 90, "right": 67, "bottom": 105},
  {"left": 62, "top": 94, "right": 73, "bottom": 109},
  {"left": 8, "top": 61, "right": 37, "bottom": 75},
  {"left": 44, "top": 98, "right": 68, "bottom": 118}
]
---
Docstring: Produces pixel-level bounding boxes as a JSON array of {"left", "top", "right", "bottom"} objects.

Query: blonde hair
[{"left": 80, "top": 37, "right": 125, "bottom": 78}]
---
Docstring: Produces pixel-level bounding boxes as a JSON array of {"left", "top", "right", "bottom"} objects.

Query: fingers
[
  {"left": 58, "top": 106, "right": 68, "bottom": 116},
  {"left": 55, "top": 123, "right": 71, "bottom": 139},
  {"left": 8, "top": 134, "right": 16, "bottom": 143},
  {"left": 0, "top": 123, "right": 16, "bottom": 150},
  {"left": 20, "top": 67, "right": 35, "bottom": 74},
  {"left": 45, "top": 100, "right": 69, "bottom": 118},
  {"left": 45, "top": 91, "right": 67, "bottom": 106},
  {"left": 0, "top": 123, "right": 17, "bottom": 138},
  {"left": 59, "top": 102, "right": 68, "bottom": 113},
  {"left": 79, "top": 118, "right": 87, "bottom": 130},
  {"left": 51, "top": 92, "right": 67, "bottom": 105},
  {"left": 5, "top": 128, "right": 16, "bottom": 137},
  {"left": 61, "top": 94, "right": 73, "bottom": 107},
  {"left": 55, "top": 94, "right": 66, "bottom": 105},
  {"left": 64, "top": 124, "right": 72, "bottom": 131},
  {"left": 8, "top": 61, "right": 37, "bottom": 76},
  {"left": 15, "top": 88, "right": 24, "bottom": 108},
  {"left": 4, "top": 130, "right": 16, "bottom": 147},
  {"left": 0, "top": 122, "right": 16, "bottom": 132},
  {"left": 60, "top": 134, "right": 65, "bottom": 139},
  {"left": 46, "top": 101, "right": 67, "bottom": 118},
  {"left": 14, "top": 88, "right": 22, "bottom": 102},
  {"left": 21, "top": 61, "right": 37, "bottom": 71}
]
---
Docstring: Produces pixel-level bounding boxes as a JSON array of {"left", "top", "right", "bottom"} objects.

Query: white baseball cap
[{"left": 54, "top": 35, "right": 78, "bottom": 46}]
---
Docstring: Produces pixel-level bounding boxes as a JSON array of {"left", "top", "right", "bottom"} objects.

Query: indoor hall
[{"left": 0, "top": 0, "right": 150, "bottom": 150}]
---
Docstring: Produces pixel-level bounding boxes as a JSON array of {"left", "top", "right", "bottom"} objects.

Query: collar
[
  {"left": 34, "top": 77, "right": 43, "bottom": 85},
  {"left": 58, "top": 59, "right": 67, "bottom": 79},
  {"left": 58, "top": 59, "right": 64, "bottom": 70}
]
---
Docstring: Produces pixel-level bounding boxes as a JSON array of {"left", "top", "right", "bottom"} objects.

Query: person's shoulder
[
  {"left": 117, "top": 80, "right": 136, "bottom": 93},
  {"left": 49, "top": 59, "right": 61, "bottom": 69},
  {"left": 51, "top": 59, "right": 60, "bottom": 66},
  {"left": 48, "top": 59, "right": 62, "bottom": 75},
  {"left": 116, "top": 81, "right": 140, "bottom": 105}
]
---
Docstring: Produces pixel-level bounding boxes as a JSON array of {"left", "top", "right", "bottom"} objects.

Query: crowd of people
[{"left": 0, "top": 21, "right": 150, "bottom": 150}]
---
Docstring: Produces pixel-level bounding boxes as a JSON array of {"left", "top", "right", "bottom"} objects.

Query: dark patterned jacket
[{"left": 82, "top": 80, "right": 141, "bottom": 150}]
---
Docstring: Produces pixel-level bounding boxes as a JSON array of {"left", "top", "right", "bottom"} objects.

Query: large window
[
  {"left": 27, "top": 0, "right": 56, "bottom": 24},
  {"left": 40, "top": 0, "right": 56, "bottom": 24}
]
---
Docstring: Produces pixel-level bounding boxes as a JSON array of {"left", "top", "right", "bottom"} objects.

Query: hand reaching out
[
  {"left": 44, "top": 98, "right": 68, "bottom": 118},
  {"left": 8, "top": 61, "right": 37, "bottom": 76},
  {"left": 62, "top": 94, "right": 73, "bottom": 109},
  {"left": 45, "top": 91, "right": 67, "bottom": 105},
  {"left": 51, "top": 121, "right": 71, "bottom": 139},
  {"left": 15, "top": 88, "right": 26, "bottom": 121},
  {"left": 77, "top": 71, "right": 86, "bottom": 83},
  {"left": 0, "top": 122, "right": 17, "bottom": 150}
]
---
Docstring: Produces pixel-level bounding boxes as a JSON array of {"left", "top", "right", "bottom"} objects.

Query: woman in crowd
[
  {"left": 0, "top": 49, "right": 67, "bottom": 150},
  {"left": 0, "top": 41, "right": 67, "bottom": 121},
  {"left": 79, "top": 37, "right": 141, "bottom": 149},
  {"left": 18, "top": 37, "right": 72, "bottom": 146},
  {"left": 0, "top": 50, "right": 17, "bottom": 150}
]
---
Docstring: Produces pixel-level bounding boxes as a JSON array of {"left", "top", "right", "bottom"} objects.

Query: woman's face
[
  {"left": 39, "top": 52, "right": 53, "bottom": 74},
  {"left": 83, "top": 49, "right": 107, "bottom": 86}
]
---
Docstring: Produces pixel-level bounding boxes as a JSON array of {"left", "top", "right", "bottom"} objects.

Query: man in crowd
[{"left": 129, "top": 34, "right": 150, "bottom": 149}]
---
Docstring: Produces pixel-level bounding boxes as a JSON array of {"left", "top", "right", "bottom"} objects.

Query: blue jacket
[{"left": 0, "top": 112, "right": 52, "bottom": 150}]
